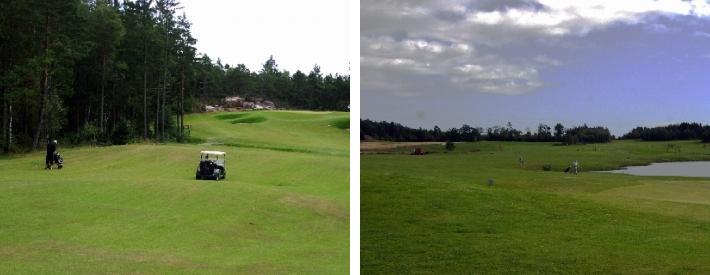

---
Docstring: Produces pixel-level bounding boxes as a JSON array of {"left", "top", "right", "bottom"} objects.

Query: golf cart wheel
[{"left": 58, "top": 165, "right": 63, "bottom": 169}]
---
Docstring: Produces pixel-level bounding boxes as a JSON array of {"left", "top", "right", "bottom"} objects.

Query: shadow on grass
[
  {"left": 230, "top": 115, "right": 267, "bottom": 124},
  {"left": 184, "top": 136, "right": 206, "bottom": 144},
  {"left": 215, "top": 113, "right": 248, "bottom": 120}
]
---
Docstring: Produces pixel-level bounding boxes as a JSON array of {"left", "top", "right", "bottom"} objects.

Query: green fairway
[
  {"left": 0, "top": 110, "right": 349, "bottom": 274},
  {"left": 362, "top": 140, "right": 710, "bottom": 273}
]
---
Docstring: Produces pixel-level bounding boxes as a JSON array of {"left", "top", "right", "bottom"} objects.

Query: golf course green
[
  {"left": 0, "top": 110, "right": 349, "bottom": 274},
  {"left": 362, "top": 140, "right": 710, "bottom": 273}
]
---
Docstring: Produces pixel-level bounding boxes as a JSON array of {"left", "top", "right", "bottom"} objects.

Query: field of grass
[
  {"left": 0, "top": 110, "right": 349, "bottom": 274},
  {"left": 362, "top": 140, "right": 710, "bottom": 273}
]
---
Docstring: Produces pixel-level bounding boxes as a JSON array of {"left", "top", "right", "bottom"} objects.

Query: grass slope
[
  {"left": 362, "top": 140, "right": 710, "bottom": 273},
  {"left": 188, "top": 111, "right": 349, "bottom": 156},
  {"left": 0, "top": 110, "right": 349, "bottom": 274}
]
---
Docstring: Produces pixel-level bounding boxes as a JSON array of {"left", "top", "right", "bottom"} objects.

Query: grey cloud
[
  {"left": 362, "top": 0, "right": 559, "bottom": 96},
  {"left": 361, "top": 0, "right": 709, "bottom": 97},
  {"left": 468, "top": 0, "right": 546, "bottom": 12}
]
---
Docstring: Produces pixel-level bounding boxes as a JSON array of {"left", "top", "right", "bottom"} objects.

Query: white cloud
[
  {"left": 450, "top": 65, "right": 543, "bottom": 95},
  {"left": 467, "top": 0, "right": 710, "bottom": 36}
]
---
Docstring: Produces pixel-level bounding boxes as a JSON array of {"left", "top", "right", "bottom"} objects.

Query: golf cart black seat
[{"left": 200, "top": 160, "right": 215, "bottom": 174}]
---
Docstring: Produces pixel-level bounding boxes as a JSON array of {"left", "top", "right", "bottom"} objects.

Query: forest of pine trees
[{"left": 0, "top": 0, "right": 349, "bottom": 152}]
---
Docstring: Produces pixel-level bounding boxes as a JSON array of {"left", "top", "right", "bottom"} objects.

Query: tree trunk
[
  {"left": 2, "top": 94, "right": 6, "bottom": 152},
  {"left": 143, "top": 44, "right": 148, "bottom": 139},
  {"left": 155, "top": 86, "right": 160, "bottom": 140},
  {"left": 75, "top": 94, "right": 80, "bottom": 132},
  {"left": 161, "top": 76, "right": 165, "bottom": 141},
  {"left": 33, "top": 11, "right": 51, "bottom": 150},
  {"left": 179, "top": 67, "right": 185, "bottom": 139},
  {"left": 87, "top": 101, "right": 91, "bottom": 126},
  {"left": 142, "top": 0, "right": 153, "bottom": 140},
  {"left": 161, "top": 16, "right": 169, "bottom": 141},
  {"left": 100, "top": 55, "right": 106, "bottom": 132},
  {"left": 109, "top": 81, "right": 115, "bottom": 131},
  {"left": 5, "top": 104, "right": 11, "bottom": 153},
  {"left": 23, "top": 103, "right": 28, "bottom": 136}
]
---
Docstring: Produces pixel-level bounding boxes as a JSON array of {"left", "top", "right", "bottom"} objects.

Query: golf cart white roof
[{"left": 200, "top": 151, "right": 226, "bottom": 156}]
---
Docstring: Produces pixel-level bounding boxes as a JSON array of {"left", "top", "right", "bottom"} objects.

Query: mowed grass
[
  {"left": 362, "top": 140, "right": 710, "bottom": 273},
  {"left": 0, "top": 110, "right": 349, "bottom": 274}
]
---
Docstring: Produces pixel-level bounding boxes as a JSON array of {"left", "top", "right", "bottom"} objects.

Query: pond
[{"left": 603, "top": 161, "right": 710, "bottom": 177}]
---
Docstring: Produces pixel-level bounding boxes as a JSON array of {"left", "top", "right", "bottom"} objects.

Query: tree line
[
  {"left": 361, "top": 119, "right": 710, "bottom": 144},
  {"left": 195, "top": 55, "right": 349, "bottom": 111},
  {"left": 485, "top": 122, "right": 611, "bottom": 144},
  {"left": 360, "top": 119, "right": 482, "bottom": 142},
  {"left": 1, "top": 0, "right": 349, "bottom": 153},
  {"left": 621, "top": 122, "right": 710, "bottom": 142},
  {"left": 361, "top": 119, "right": 612, "bottom": 144}
]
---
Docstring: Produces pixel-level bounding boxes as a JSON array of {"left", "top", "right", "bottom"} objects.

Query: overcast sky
[
  {"left": 180, "top": 0, "right": 350, "bottom": 75},
  {"left": 361, "top": 0, "right": 710, "bottom": 135}
]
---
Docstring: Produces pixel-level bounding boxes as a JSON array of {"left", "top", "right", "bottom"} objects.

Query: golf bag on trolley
[
  {"left": 46, "top": 151, "right": 63, "bottom": 170},
  {"left": 53, "top": 152, "right": 63, "bottom": 169}
]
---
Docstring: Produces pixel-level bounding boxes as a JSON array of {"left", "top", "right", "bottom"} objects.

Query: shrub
[
  {"left": 78, "top": 123, "right": 100, "bottom": 145},
  {"left": 64, "top": 133, "right": 81, "bottom": 145},
  {"left": 10, "top": 135, "right": 32, "bottom": 153},
  {"left": 111, "top": 120, "right": 133, "bottom": 145},
  {"left": 702, "top": 129, "right": 710, "bottom": 143},
  {"left": 445, "top": 141, "right": 455, "bottom": 151}
]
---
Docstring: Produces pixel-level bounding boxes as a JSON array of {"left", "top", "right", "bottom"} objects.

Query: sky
[
  {"left": 179, "top": 0, "right": 350, "bottom": 75},
  {"left": 361, "top": 0, "right": 710, "bottom": 136}
]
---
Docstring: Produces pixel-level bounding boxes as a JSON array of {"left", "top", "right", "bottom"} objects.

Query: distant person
[
  {"left": 573, "top": 160, "right": 579, "bottom": 175},
  {"left": 45, "top": 139, "right": 57, "bottom": 169},
  {"left": 518, "top": 155, "right": 525, "bottom": 168}
]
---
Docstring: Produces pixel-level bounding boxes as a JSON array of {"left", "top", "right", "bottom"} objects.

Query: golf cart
[{"left": 196, "top": 151, "right": 226, "bottom": 180}]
